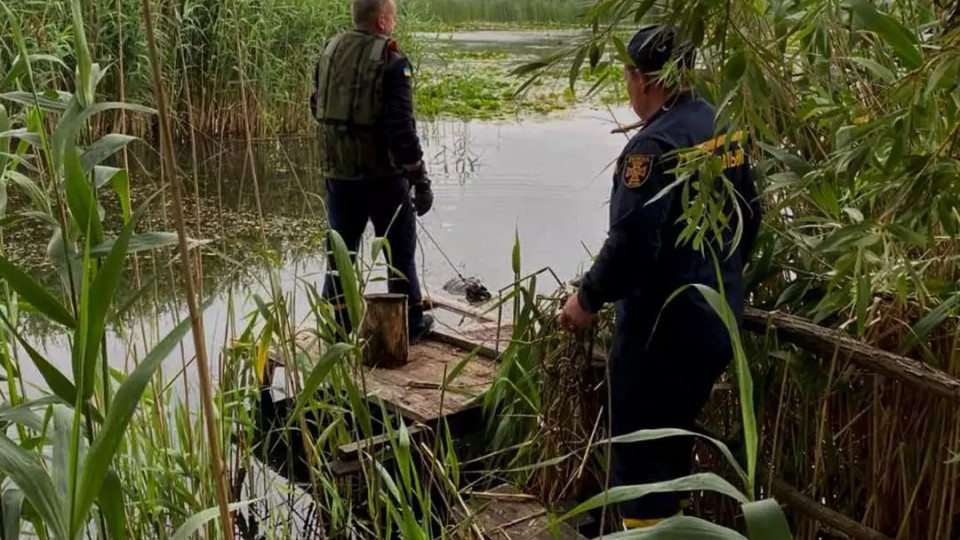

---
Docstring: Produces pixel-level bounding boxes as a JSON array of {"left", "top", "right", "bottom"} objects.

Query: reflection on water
[{"left": 9, "top": 29, "right": 640, "bottom": 397}]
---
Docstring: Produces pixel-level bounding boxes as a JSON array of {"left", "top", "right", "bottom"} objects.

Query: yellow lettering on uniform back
[{"left": 721, "top": 148, "right": 745, "bottom": 169}]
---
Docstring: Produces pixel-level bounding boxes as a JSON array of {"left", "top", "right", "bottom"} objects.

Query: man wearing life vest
[{"left": 311, "top": 0, "right": 434, "bottom": 342}]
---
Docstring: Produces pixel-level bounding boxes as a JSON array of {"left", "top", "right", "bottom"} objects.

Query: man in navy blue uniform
[
  {"left": 310, "top": 0, "right": 434, "bottom": 342},
  {"left": 560, "top": 25, "right": 763, "bottom": 529}
]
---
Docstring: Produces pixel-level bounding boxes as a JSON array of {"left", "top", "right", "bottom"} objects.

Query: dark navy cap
[{"left": 626, "top": 24, "right": 695, "bottom": 73}]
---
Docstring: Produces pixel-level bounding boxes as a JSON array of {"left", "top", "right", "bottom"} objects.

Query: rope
[{"left": 416, "top": 217, "right": 467, "bottom": 281}]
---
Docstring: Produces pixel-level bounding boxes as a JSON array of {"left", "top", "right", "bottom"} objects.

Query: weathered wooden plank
[
  {"left": 743, "top": 307, "right": 960, "bottom": 402},
  {"left": 356, "top": 340, "right": 496, "bottom": 423},
  {"left": 460, "top": 484, "right": 584, "bottom": 540},
  {"left": 425, "top": 294, "right": 498, "bottom": 323},
  {"left": 429, "top": 327, "right": 502, "bottom": 360}
]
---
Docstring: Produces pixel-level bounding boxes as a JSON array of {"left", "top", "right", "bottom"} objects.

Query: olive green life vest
[{"left": 313, "top": 30, "right": 401, "bottom": 181}]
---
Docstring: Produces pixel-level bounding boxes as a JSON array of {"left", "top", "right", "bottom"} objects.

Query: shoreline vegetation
[
  {"left": 0, "top": 0, "right": 958, "bottom": 539},
  {"left": 2, "top": 0, "right": 614, "bottom": 142}
]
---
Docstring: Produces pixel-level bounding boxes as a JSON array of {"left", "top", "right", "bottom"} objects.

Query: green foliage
[{"left": 413, "top": 0, "right": 588, "bottom": 25}]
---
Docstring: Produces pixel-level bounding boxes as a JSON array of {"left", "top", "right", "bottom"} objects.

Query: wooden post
[{"left": 361, "top": 293, "right": 409, "bottom": 368}]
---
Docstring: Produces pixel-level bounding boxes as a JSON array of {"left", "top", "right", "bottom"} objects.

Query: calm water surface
[{"left": 15, "top": 33, "right": 639, "bottom": 394}]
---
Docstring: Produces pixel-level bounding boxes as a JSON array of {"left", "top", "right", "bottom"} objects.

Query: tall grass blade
[
  {"left": 69, "top": 0, "right": 93, "bottom": 107},
  {"left": 328, "top": 230, "right": 363, "bottom": 333},
  {"left": 902, "top": 292, "right": 960, "bottom": 355},
  {"left": 0, "top": 254, "right": 76, "bottom": 328},
  {"left": 98, "top": 470, "right": 126, "bottom": 540},
  {"left": 742, "top": 499, "right": 793, "bottom": 540},
  {"left": 0, "top": 314, "right": 85, "bottom": 415},
  {"left": 170, "top": 500, "right": 259, "bottom": 540},
  {"left": 560, "top": 473, "right": 749, "bottom": 521},
  {"left": 0, "top": 401, "right": 46, "bottom": 432},
  {"left": 850, "top": 0, "right": 922, "bottom": 69},
  {"left": 93, "top": 167, "right": 130, "bottom": 223},
  {"left": 690, "top": 284, "right": 757, "bottom": 492},
  {"left": 64, "top": 146, "right": 104, "bottom": 245},
  {"left": 0, "top": 434, "right": 68, "bottom": 540},
  {"left": 599, "top": 516, "right": 749, "bottom": 539},
  {"left": 80, "top": 134, "right": 137, "bottom": 173},
  {"left": 0, "top": 92, "right": 69, "bottom": 112},
  {"left": 89, "top": 232, "right": 182, "bottom": 257},
  {"left": 1, "top": 488, "right": 24, "bottom": 540},
  {"left": 77, "top": 102, "right": 156, "bottom": 124},
  {"left": 80, "top": 202, "right": 141, "bottom": 399},
  {"left": 71, "top": 297, "right": 213, "bottom": 537},
  {"left": 51, "top": 405, "right": 74, "bottom": 513},
  {"left": 512, "top": 229, "right": 521, "bottom": 275},
  {"left": 608, "top": 427, "right": 747, "bottom": 484},
  {"left": 296, "top": 342, "right": 354, "bottom": 406}
]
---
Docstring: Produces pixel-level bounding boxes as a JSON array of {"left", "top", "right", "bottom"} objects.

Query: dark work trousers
[
  {"left": 321, "top": 175, "right": 423, "bottom": 335},
  {"left": 607, "top": 307, "right": 732, "bottom": 520}
]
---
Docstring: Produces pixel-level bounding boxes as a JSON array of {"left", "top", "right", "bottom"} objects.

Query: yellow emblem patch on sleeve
[{"left": 622, "top": 154, "right": 653, "bottom": 188}]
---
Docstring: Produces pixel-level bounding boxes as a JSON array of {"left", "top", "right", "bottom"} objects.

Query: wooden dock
[
  {"left": 250, "top": 294, "right": 591, "bottom": 538},
  {"left": 458, "top": 484, "right": 585, "bottom": 540}
]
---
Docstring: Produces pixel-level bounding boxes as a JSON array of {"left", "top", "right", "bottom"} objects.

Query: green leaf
[
  {"left": 0, "top": 401, "right": 46, "bottom": 431},
  {"left": 88, "top": 232, "right": 185, "bottom": 258},
  {"left": 851, "top": 0, "right": 922, "bottom": 69},
  {"left": 64, "top": 146, "right": 104, "bottom": 245},
  {"left": 81, "top": 135, "right": 136, "bottom": 173},
  {"left": 0, "top": 52, "right": 28, "bottom": 91},
  {"left": 1, "top": 488, "right": 24, "bottom": 540},
  {"left": 0, "top": 91, "right": 69, "bottom": 112},
  {"left": 77, "top": 102, "right": 156, "bottom": 126},
  {"left": 0, "top": 253, "right": 76, "bottom": 328},
  {"left": 0, "top": 315, "right": 90, "bottom": 419},
  {"left": 855, "top": 272, "right": 870, "bottom": 336},
  {"left": 742, "top": 499, "right": 794, "bottom": 540},
  {"left": 80, "top": 200, "right": 142, "bottom": 400},
  {"left": 98, "top": 470, "right": 127, "bottom": 540},
  {"left": 925, "top": 56, "right": 960, "bottom": 98},
  {"left": 0, "top": 176, "right": 6, "bottom": 219},
  {"left": 512, "top": 229, "right": 521, "bottom": 276},
  {"left": 758, "top": 143, "right": 813, "bottom": 176},
  {"left": 633, "top": 0, "right": 657, "bottom": 23},
  {"left": 327, "top": 230, "right": 362, "bottom": 335},
  {"left": 560, "top": 473, "right": 748, "bottom": 522},
  {"left": 612, "top": 35, "right": 633, "bottom": 67},
  {"left": 5, "top": 169, "right": 48, "bottom": 211},
  {"left": 599, "top": 516, "right": 748, "bottom": 539},
  {"left": 0, "top": 434, "right": 68, "bottom": 540},
  {"left": 170, "top": 500, "right": 258, "bottom": 540},
  {"left": 690, "top": 284, "right": 757, "bottom": 491},
  {"left": 509, "top": 60, "right": 550, "bottom": 77},
  {"left": 608, "top": 428, "right": 747, "bottom": 484},
  {"left": 70, "top": 0, "right": 93, "bottom": 107},
  {"left": 95, "top": 167, "right": 131, "bottom": 223},
  {"left": 51, "top": 405, "right": 74, "bottom": 511},
  {"left": 71, "top": 297, "right": 213, "bottom": 537},
  {"left": 724, "top": 51, "right": 747, "bottom": 82},
  {"left": 569, "top": 46, "right": 587, "bottom": 90},
  {"left": 295, "top": 342, "right": 354, "bottom": 409},
  {"left": 0, "top": 129, "right": 41, "bottom": 147},
  {"left": 902, "top": 293, "right": 960, "bottom": 355},
  {"left": 847, "top": 56, "right": 895, "bottom": 83}
]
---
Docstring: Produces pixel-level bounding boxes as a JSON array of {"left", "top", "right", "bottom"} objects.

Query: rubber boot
[{"left": 409, "top": 309, "right": 434, "bottom": 345}]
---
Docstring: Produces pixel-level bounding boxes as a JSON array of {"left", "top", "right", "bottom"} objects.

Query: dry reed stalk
[
  {"left": 529, "top": 322, "right": 605, "bottom": 504},
  {"left": 139, "top": 1, "right": 235, "bottom": 538}
]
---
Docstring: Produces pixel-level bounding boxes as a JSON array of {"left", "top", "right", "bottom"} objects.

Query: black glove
[
  {"left": 412, "top": 181, "right": 433, "bottom": 217},
  {"left": 406, "top": 162, "right": 434, "bottom": 217}
]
